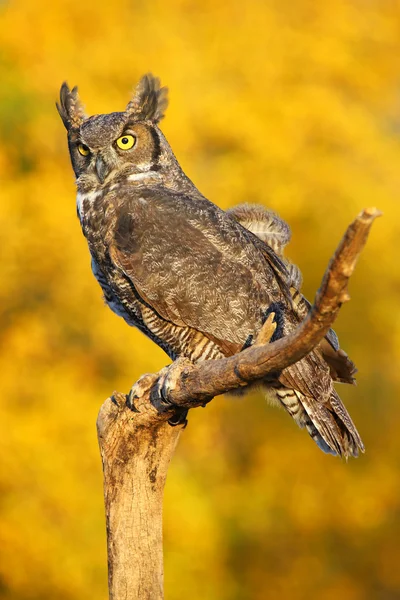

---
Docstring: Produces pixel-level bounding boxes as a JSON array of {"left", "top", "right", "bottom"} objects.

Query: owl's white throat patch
[
  {"left": 128, "top": 171, "right": 161, "bottom": 182},
  {"left": 76, "top": 190, "right": 103, "bottom": 220}
]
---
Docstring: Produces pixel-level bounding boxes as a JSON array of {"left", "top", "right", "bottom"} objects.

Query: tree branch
[{"left": 97, "top": 207, "right": 380, "bottom": 600}]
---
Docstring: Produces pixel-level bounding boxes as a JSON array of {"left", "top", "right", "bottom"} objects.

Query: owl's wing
[
  {"left": 109, "top": 187, "right": 290, "bottom": 350},
  {"left": 228, "top": 202, "right": 356, "bottom": 384},
  {"left": 291, "top": 289, "right": 357, "bottom": 384}
]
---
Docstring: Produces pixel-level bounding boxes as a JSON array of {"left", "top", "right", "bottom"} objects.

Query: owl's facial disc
[{"left": 73, "top": 113, "right": 163, "bottom": 189}]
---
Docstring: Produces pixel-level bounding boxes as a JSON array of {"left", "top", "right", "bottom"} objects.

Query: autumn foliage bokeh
[{"left": 1, "top": 0, "right": 399, "bottom": 598}]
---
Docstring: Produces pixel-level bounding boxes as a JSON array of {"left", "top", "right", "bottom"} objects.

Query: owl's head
[{"left": 57, "top": 74, "right": 170, "bottom": 189}]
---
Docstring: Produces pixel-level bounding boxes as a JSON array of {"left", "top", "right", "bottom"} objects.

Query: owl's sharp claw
[
  {"left": 150, "top": 357, "right": 194, "bottom": 425},
  {"left": 111, "top": 392, "right": 127, "bottom": 408},
  {"left": 126, "top": 389, "right": 140, "bottom": 412},
  {"left": 156, "top": 357, "right": 194, "bottom": 406},
  {"left": 127, "top": 372, "right": 160, "bottom": 412},
  {"left": 167, "top": 408, "right": 189, "bottom": 427}
]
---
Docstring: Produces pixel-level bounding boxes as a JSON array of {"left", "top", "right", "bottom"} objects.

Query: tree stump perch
[
  {"left": 97, "top": 376, "right": 184, "bottom": 600},
  {"left": 97, "top": 208, "right": 381, "bottom": 600}
]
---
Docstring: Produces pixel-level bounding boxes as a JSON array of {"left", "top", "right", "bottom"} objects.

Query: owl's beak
[{"left": 95, "top": 155, "right": 111, "bottom": 184}]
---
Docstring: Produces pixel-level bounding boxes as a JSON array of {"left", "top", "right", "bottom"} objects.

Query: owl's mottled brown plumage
[{"left": 58, "top": 74, "right": 364, "bottom": 458}]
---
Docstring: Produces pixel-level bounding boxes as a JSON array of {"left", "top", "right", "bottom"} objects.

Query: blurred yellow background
[{"left": 0, "top": 0, "right": 399, "bottom": 598}]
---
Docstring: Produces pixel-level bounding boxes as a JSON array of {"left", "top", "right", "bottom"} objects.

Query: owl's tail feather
[{"left": 272, "top": 386, "right": 364, "bottom": 458}]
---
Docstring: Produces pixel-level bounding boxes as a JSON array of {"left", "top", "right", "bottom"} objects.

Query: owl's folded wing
[
  {"left": 108, "top": 188, "right": 288, "bottom": 349},
  {"left": 290, "top": 289, "right": 357, "bottom": 384},
  {"left": 228, "top": 201, "right": 357, "bottom": 385}
]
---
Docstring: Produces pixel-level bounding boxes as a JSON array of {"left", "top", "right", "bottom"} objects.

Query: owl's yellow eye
[
  {"left": 116, "top": 135, "right": 135, "bottom": 150},
  {"left": 78, "top": 143, "right": 90, "bottom": 156}
]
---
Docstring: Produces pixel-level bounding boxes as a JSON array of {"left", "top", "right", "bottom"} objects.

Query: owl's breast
[
  {"left": 90, "top": 256, "right": 139, "bottom": 326},
  {"left": 79, "top": 183, "right": 292, "bottom": 360},
  {"left": 76, "top": 189, "right": 104, "bottom": 223},
  {"left": 77, "top": 188, "right": 146, "bottom": 329}
]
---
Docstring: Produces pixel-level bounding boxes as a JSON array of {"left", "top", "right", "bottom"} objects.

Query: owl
[{"left": 57, "top": 74, "right": 364, "bottom": 458}]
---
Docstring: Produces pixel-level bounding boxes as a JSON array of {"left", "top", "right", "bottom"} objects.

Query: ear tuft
[
  {"left": 126, "top": 74, "right": 168, "bottom": 124},
  {"left": 56, "top": 82, "right": 86, "bottom": 130}
]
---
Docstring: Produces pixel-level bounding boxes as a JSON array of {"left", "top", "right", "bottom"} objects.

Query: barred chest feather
[{"left": 76, "top": 187, "right": 225, "bottom": 362}]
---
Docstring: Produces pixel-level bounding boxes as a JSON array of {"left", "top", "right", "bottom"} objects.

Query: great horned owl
[{"left": 57, "top": 74, "right": 364, "bottom": 458}]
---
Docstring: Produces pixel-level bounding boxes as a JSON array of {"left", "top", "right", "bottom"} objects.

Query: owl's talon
[
  {"left": 126, "top": 391, "right": 140, "bottom": 412},
  {"left": 127, "top": 385, "right": 140, "bottom": 410},
  {"left": 111, "top": 391, "right": 128, "bottom": 408},
  {"left": 158, "top": 379, "right": 170, "bottom": 405},
  {"left": 150, "top": 357, "right": 194, "bottom": 413},
  {"left": 111, "top": 395, "right": 120, "bottom": 407},
  {"left": 241, "top": 333, "right": 254, "bottom": 351},
  {"left": 128, "top": 372, "right": 160, "bottom": 412},
  {"left": 168, "top": 408, "right": 189, "bottom": 427},
  {"left": 161, "top": 357, "right": 194, "bottom": 404}
]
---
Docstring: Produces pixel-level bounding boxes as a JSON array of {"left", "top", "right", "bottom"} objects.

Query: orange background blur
[{"left": 1, "top": 1, "right": 399, "bottom": 598}]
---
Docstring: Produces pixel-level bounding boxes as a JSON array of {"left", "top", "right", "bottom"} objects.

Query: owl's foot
[
  {"left": 254, "top": 312, "right": 276, "bottom": 346},
  {"left": 167, "top": 408, "right": 189, "bottom": 427},
  {"left": 127, "top": 372, "right": 160, "bottom": 412},
  {"left": 240, "top": 312, "right": 277, "bottom": 352},
  {"left": 150, "top": 357, "right": 194, "bottom": 426},
  {"left": 261, "top": 302, "right": 285, "bottom": 342}
]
